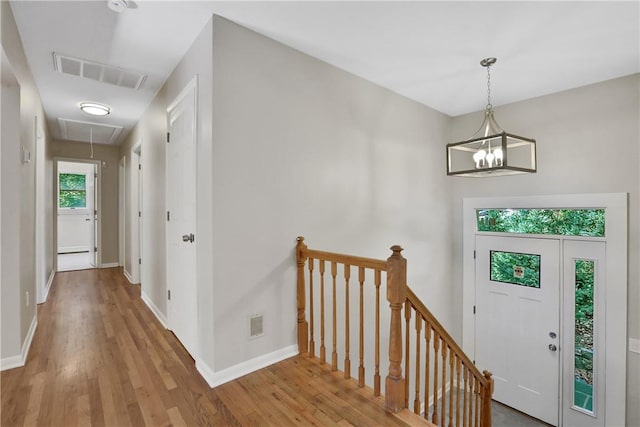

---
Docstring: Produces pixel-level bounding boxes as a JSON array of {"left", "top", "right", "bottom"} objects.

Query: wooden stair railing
[{"left": 296, "top": 237, "right": 494, "bottom": 427}]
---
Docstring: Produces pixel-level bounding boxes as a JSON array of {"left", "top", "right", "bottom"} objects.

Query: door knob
[
  {"left": 182, "top": 233, "right": 195, "bottom": 243},
  {"left": 548, "top": 344, "right": 557, "bottom": 351}
]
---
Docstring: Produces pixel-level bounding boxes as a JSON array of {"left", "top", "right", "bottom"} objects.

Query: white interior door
[
  {"left": 562, "top": 240, "right": 605, "bottom": 427},
  {"left": 166, "top": 77, "right": 198, "bottom": 358},
  {"left": 475, "top": 235, "right": 560, "bottom": 425}
]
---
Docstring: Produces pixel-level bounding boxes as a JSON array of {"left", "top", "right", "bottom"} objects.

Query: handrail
[{"left": 303, "top": 248, "right": 388, "bottom": 271}]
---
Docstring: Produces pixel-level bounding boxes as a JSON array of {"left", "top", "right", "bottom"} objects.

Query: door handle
[
  {"left": 182, "top": 233, "right": 195, "bottom": 243},
  {"left": 85, "top": 218, "right": 91, "bottom": 221},
  {"left": 548, "top": 344, "right": 557, "bottom": 352}
]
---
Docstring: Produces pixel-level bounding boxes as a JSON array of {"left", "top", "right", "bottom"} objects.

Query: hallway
[{"left": 0, "top": 268, "right": 413, "bottom": 426}]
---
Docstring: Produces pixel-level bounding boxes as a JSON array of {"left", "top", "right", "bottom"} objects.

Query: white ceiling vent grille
[
  {"left": 53, "top": 52, "right": 146, "bottom": 90},
  {"left": 58, "top": 118, "right": 123, "bottom": 145}
]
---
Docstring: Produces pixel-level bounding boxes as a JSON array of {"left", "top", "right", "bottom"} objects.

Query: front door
[
  {"left": 475, "top": 235, "right": 560, "bottom": 425},
  {"left": 166, "top": 77, "right": 198, "bottom": 358}
]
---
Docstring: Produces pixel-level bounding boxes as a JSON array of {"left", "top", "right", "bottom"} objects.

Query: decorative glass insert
[
  {"left": 477, "top": 209, "right": 605, "bottom": 237},
  {"left": 574, "top": 259, "right": 595, "bottom": 413},
  {"left": 59, "top": 173, "right": 86, "bottom": 208},
  {"left": 490, "top": 251, "right": 540, "bottom": 288}
]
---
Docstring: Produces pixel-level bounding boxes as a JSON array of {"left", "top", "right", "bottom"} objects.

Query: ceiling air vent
[
  {"left": 53, "top": 52, "right": 146, "bottom": 90},
  {"left": 58, "top": 118, "right": 123, "bottom": 145}
]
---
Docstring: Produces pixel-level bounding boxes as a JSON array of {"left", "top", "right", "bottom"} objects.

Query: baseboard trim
[
  {"left": 100, "top": 262, "right": 119, "bottom": 269},
  {"left": 202, "top": 345, "right": 298, "bottom": 388},
  {"left": 41, "top": 270, "right": 55, "bottom": 303},
  {"left": 1, "top": 314, "right": 38, "bottom": 371},
  {"left": 141, "top": 291, "right": 167, "bottom": 329},
  {"left": 123, "top": 269, "right": 134, "bottom": 284}
]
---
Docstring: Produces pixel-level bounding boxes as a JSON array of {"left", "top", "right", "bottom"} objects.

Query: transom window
[{"left": 477, "top": 208, "right": 605, "bottom": 237}]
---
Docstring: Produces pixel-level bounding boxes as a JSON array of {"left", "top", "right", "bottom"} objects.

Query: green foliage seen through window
[
  {"left": 59, "top": 173, "right": 86, "bottom": 208},
  {"left": 490, "top": 251, "right": 541, "bottom": 288},
  {"left": 477, "top": 209, "right": 605, "bottom": 237}
]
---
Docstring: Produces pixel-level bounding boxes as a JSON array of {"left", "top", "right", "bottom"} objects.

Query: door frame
[
  {"left": 53, "top": 157, "right": 102, "bottom": 271},
  {"left": 462, "top": 193, "right": 627, "bottom": 426}
]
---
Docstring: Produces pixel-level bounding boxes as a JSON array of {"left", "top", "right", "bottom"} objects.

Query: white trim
[
  {"left": 123, "top": 268, "right": 135, "bottom": 284},
  {"left": 100, "top": 262, "right": 119, "bottom": 269},
  {"left": 201, "top": 345, "right": 298, "bottom": 388},
  {"left": 462, "top": 193, "right": 627, "bottom": 427},
  {"left": 629, "top": 338, "right": 640, "bottom": 354},
  {"left": 58, "top": 245, "right": 90, "bottom": 254},
  {"left": 41, "top": 270, "right": 55, "bottom": 304},
  {"left": 141, "top": 291, "right": 167, "bottom": 329},
  {"left": 1, "top": 314, "right": 37, "bottom": 371}
]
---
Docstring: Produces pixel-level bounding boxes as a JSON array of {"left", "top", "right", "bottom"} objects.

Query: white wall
[
  {"left": 1, "top": 49, "right": 22, "bottom": 360},
  {"left": 1, "top": 2, "right": 52, "bottom": 368},
  {"left": 210, "top": 16, "right": 453, "bottom": 373},
  {"left": 449, "top": 73, "right": 640, "bottom": 426}
]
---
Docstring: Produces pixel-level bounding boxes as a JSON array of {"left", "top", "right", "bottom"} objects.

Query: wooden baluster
[
  {"left": 404, "top": 301, "right": 411, "bottom": 409},
  {"left": 413, "top": 314, "right": 422, "bottom": 415},
  {"left": 432, "top": 333, "right": 440, "bottom": 425},
  {"left": 449, "top": 349, "right": 454, "bottom": 427},
  {"left": 319, "top": 260, "right": 326, "bottom": 364},
  {"left": 424, "top": 321, "right": 431, "bottom": 421},
  {"left": 358, "top": 266, "right": 365, "bottom": 387},
  {"left": 474, "top": 377, "right": 480, "bottom": 427},
  {"left": 374, "top": 269, "right": 382, "bottom": 396},
  {"left": 384, "top": 245, "right": 406, "bottom": 413},
  {"left": 331, "top": 261, "right": 338, "bottom": 371},
  {"left": 344, "top": 264, "right": 351, "bottom": 379},
  {"left": 441, "top": 342, "right": 447, "bottom": 427},
  {"left": 463, "top": 365, "right": 468, "bottom": 427},
  {"left": 455, "top": 357, "right": 461, "bottom": 427},
  {"left": 296, "top": 237, "right": 308, "bottom": 355},
  {"left": 308, "top": 258, "right": 315, "bottom": 358},
  {"left": 481, "top": 371, "right": 493, "bottom": 427}
]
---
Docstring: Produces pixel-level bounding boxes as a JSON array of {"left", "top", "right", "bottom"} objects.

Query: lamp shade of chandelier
[{"left": 446, "top": 58, "right": 536, "bottom": 177}]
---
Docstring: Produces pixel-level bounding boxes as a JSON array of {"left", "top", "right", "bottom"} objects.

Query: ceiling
[{"left": 9, "top": 1, "right": 640, "bottom": 145}]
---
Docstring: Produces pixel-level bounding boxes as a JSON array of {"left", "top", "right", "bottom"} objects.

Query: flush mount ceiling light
[
  {"left": 107, "top": 0, "right": 128, "bottom": 13},
  {"left": 80, "top": 102, "right": 111, "bottom": 116},
  {"left": 446, "top": 58, "right": 536, "bottom": 177}
]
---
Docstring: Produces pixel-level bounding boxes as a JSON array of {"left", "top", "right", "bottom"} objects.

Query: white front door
[
  {"left": 475, "top": 235, "right": 560, "bottom": 425},
  {"left": 166, "top": 77, "right": 198, "bottom": 358}
]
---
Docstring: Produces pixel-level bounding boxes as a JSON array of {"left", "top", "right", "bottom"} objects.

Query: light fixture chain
[{"left": 486, "top": 65, "right": 492, "bottom": 110}]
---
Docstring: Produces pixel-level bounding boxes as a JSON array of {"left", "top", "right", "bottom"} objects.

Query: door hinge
[
  {"left": 94, "top": 246, "right": 97, "bottom": 253},
  {"left": 473, "top": 250, "right": 476, "bottom": 259},
  {"left": 473, "top": 305, "right": 476, "bottom": 314},
  {"left": 138, "top": 211, "right": 141, "bottom": 218},
  {"left": 168, "top": 290, "right": 171, "bottom": 300},
  {"left": 94, "top": 173, "right": 98, "bottom": 179},
  {"left": 138, "top": 164, "right": 141, "bottom": 170},
  {"left": 138, "top": 258, "right": 141, "bottom": 265},
  {"left": 167, "top": 211, "right": 170, "bottom": 221},
  {"left": 166, "top": 132, "right": 170, "bottom": 143},
  {"left": 94, "top": 209, "right": 98, "bottom": 216}
]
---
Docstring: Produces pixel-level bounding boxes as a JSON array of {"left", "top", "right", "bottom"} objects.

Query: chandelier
[{"left": 446, "top": 58, "right": 536, "bottom": 177}]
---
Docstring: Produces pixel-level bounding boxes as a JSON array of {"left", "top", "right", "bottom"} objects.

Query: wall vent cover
[
  {"left": 53, "top": 52, "right": 146, "bottom": 90},
  {"left": 58, "top": 118, "right": 123, "bottom": 145},
  {"left": 250, "top": 314, "right": 264, "bottom": 338}
]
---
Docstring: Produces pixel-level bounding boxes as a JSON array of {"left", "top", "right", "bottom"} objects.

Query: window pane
[
  {"left": 59, "top": 173, "right": 86, "bottom": 190},
  {"left": 574, "top": 259, "right": 594, "bottom": 413},
  {"left": 477, "top": 209, "right": 605, "bottom": 237},
  {"left": 59, "top": 173, "right": 87, "bottom": 208},
  {"left": 490, "top": 251, "right": 540, "bottom": 288}
]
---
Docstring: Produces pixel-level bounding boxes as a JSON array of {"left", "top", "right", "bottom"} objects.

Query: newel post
[
  {"left": 481, "top": 370, "right": 494, "bottom": 427},
  {"left": 385, "top": 245, "right": 407, "bottom": 413},
  {"left": 296, "top": 237, "right": 309, "bottom": 355}
]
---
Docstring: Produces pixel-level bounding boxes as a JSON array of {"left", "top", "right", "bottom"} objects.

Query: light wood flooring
[{"left": 0, "top": 268, "right": 415, "bottom": 426}]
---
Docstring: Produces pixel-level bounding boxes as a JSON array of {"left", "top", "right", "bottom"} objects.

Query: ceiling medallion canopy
[{"left": 446, "top": 57, "right": 536, "bottom": 177}]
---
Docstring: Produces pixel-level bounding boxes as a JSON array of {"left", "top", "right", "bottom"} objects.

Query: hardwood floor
[{"left": 1, "top": 268, "right": 414, "bottom": 426}]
